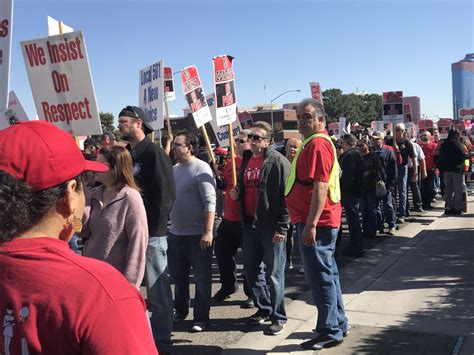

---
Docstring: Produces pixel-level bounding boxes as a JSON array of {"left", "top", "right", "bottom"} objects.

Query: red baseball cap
[{"left": 0, "top": 121, "right": 108, "bottom": 191}]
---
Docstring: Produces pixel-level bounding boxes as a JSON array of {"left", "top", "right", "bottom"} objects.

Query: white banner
[
  {"left": 338, "top": 116, "right": 347, "bottom": 135},
  {"left": 47, "top": 16, "right": 73, "bottom": 36},
  {"left": 0, "top": 0, "right": 13, "bottom": 129},
  {"left": 458, "top": 108, "right": 474, "bottom": 120},
  {"left": 21, "top": 31, "right": 102, "bottom": 136},
  {"left": 206, "top": 93, "right": 242, "bottom": 148},
  {"left": 139, "top": 60, "right": 164, "bottom": 130},
  {"left": 5, "top": 90, "right": 31, "bottom": 125}
]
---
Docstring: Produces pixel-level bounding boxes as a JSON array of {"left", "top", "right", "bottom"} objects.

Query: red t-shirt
[
  {"left": 419, "top": 141, "right": 437, "bottom": 172},
  {"left": 286, "top": 132, "right": 342, "bottom": 227},
  {"left": 223, "top": 157, "right": 242, "bottom": 221},
  {"left": 243, "top": 155, "right": 265, "bottom": 218},
  {"left": 0, "top": 237, "right": 157, "bottom": 355}
]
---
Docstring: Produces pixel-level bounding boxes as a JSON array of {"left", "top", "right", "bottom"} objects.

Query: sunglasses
[
  {"left": 248, "top": 134, "right": 267, "bottom": 141},
  {"left": 235, "top": 139, "right": 248, "bottom": 144}
]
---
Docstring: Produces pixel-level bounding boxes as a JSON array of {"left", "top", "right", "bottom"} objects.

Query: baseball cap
[
  {"left": 119, "top": 105, "right": 154, "bottom": 135},
  {"left": 371, "top": 131, "right": 385, "bottom": 140},
  {"left": 0, "top": 121, "right": 108, "bottom": 191}
]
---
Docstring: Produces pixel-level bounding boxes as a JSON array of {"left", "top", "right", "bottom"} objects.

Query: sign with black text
[
  {"left": 383, "top": 91, "right": 403, "bottom": 124},
  {"left": 213, "top": 55, "right": 237, "bottom": 126},
  {"left": 181, "top": 65, "right": 212, "bottom": 128}
]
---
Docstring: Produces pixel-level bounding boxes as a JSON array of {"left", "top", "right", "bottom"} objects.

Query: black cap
[{"left": 119, "top": 105, "right": 154, "bottom": 135}]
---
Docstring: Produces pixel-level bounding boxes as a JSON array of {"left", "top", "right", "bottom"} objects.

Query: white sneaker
[
  {"left": 387, "top": 228, "right": 396, "bottom": 236},
  {"left": 299, "top": 267, "right": 305, "bottom": 274},
  {"left": 191, "top": 322, "right": 207, "bottom": 332}
]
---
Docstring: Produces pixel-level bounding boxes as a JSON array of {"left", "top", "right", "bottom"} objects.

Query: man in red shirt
[
  {"left": 236, "top": 121, "right": 290, "bottom": 336},
  {"left": 419, "top": 131, "right": 438, "bottom": 210},
  {"left": 286, "top": 99, "right": 348, "bottom": 351},
  {"left": 0, "top": 121, "right": 157, "bottom": 355}
]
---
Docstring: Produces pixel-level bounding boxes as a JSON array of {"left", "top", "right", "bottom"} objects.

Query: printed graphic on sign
[
  {"left": 403, "top": 104, "right": 412, "bottom": 123},
  {"left": 207, "top": 93, "right": 242, "bottom": 148},
  {"left": 21, "top": 31, "right": 102, "bottom": 136},
  {"left": 164, "top": 66, "right": 175, "bottom": 101},
  {"left": 0, "top": 0, "right": 13, "bottom": 129},
  {"left": 309, "top": 82, "right": 322, "bottom": 103},
  {"left": 383, "top": 91, "right": 404, "bottom": 124},
  {"left": 213, "top": 55, "right": 237, "bottom": 126},
  {"left": 139, "top": 60, "right": 164, "bottom": 131},
  {"left": 328, "top": 122, "right": 339, "bottom": 137},
  {"left": 458, "top": 107, "right": 474, "bottom": 120},
  {"left": 5, "top": 91, "right": 31, "bottom": 126},
  {"left": 437, "top": 118, "right": 452, "bottom": 139},
  {"left": 181, "top": 65, "right": 212, "bottom": 128},
  {"left": 238, "top": 111, "right": 253, "bottom": 129}
]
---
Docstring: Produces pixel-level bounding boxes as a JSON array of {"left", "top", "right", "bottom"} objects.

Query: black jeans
[
  {"left": 421, "top": 171, "right": 436, "bottom": 208},
  {"left": 214, "top": 219, "right": 251, "bottom": 297},
  {"left": 407, "top": 167, "right": 422, "bottom": 210}
]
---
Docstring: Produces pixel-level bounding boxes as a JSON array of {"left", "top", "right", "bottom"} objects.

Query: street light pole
[{"left": 270, "top": 89, "right": 301, "bottom": 136}]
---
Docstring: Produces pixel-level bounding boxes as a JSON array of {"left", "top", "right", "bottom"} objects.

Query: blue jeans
[
  {"left": 376, "top": 190, "right": 396, "bottom": 229},
  {"left": 167, "top": 233, "right": 212, "bottom": 323},
  {"left": 341, "top": 195, "right": 363, "bottom": 252},
  {"left": 397, "top": 165, "right": 408, "bottom": 217},
  {"left": 361, "top": 191, "right": 378, "bottom": 237},
  {"left": 296, "top": 224, "right": 347, "bottom": 340},
  {"left": 145, "top": 235, "right": 173, "bottom": 353},
  {"left": 242, "top": 227, "right": 287, "bottom": 324}
]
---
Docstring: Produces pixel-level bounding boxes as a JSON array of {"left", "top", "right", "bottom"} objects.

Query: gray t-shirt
[{"left": 169, "top": 158, "right": 216, "bottom": 236}]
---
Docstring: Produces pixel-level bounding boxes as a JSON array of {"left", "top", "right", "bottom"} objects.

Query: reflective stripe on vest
[{"left": 284, "top": 133, "right": 341, "bottom": 203}]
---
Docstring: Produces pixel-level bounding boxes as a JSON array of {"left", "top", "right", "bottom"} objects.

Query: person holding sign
[
  {"left": 0, "top": 121, "right": 157, "bottom": 354},
  {"left": 285, "top": 99, "right": 348, "bottom": 351},
  {"left": 118, "top": 105, "right": 175, "bottom": 355},
  {"left": 235, "top": 121, "right": 290, "bottom": 336}
]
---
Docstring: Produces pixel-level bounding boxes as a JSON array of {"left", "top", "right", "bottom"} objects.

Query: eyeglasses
[
  {"left": 298, "top": 112, "right": 315, "bottom": 121},
  {"left": 248, "top": 134, "right": 267, "bottom": 141}
]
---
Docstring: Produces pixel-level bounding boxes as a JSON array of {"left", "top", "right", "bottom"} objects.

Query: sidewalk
[{"left": 223, "top": 188, "right": 474, "bottom": 354}]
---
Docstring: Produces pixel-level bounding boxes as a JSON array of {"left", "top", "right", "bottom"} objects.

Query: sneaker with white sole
[
  {"left": 191, "top": 322, "right": 207, "bottom": 332},
  {"left": 387, "top": 227, "right": 396, "bottom": 236},
  {"left": 301, "top": 334, "right": 343, "bottom": 350},
  {"left": 267, "top": 322, "right": 285, "bottom": 335}
]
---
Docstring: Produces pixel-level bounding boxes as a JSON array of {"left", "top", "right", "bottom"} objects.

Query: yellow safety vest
[{"left": 284, "top": 133, "right": 341, "bottom": 203}]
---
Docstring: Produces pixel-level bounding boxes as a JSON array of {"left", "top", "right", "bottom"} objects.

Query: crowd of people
[{"left": 0, "top": 100, "right": 472, "bottom": 354}]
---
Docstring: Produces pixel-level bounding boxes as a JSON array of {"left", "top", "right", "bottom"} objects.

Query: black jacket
[
  {"left": 438, "top": 139, "right": 468, "bottom": 174},
  {"left": 238, "top": 146, "right": 290, "bottom": 236},
  {"left": 127, "top": 137, "right": 175, "bottom": 236},
  {"left": 362, "top": 152, "right": 386, "bottom": 193},
  {"left": 340, "top": 147, "right": 364, "bottom": 198}
]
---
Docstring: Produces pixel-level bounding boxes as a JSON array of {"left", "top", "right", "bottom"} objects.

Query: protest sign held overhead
[
  {"left": 5, "top": 90, "right": 30, "bottom": 126},
  {"left": 403, "top": 104, "right": 412, "bottom": 123},
  {"left": 309, "top": 82, "right": 322, "bottom": 103},
  {"left": 139, "top": 59, "right": 164, "bottom": 131},
  {"left": 21, "top": 31, "right": 102, "bottom": 136},
  {"left": 207, "top": 93, "right": 242, "bottom": 148},
  {"left": 181, "top": 65, "right": 212, "bottom": 128},
  {"left": 238, "top": 111, "right": 253, "bottom": 129},
  {"left": 0, "top": 0, "right": 13, "bottom": 129},
  {"left": 213, "top": 55, "right": 237, "bottom": 126},
  {"left": 382, "top": 91, "right": 404, "bottom": 124},
  {"left": 437, "top": 118, "right": 452, "bottom": 139},
  {"left": 458, "top": 107, "right": 474, "bottom": 120},
  {"left": 164, "top": 66, "right": 175, "bottom": 101}
]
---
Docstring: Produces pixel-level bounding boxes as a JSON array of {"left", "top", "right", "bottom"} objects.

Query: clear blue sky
[{"left": 9, "top": 0, "right": 474, "bottom": 124}]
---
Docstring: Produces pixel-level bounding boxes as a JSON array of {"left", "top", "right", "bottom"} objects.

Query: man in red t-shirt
[
  {"left": 419, "top": 131, "right": 438, "bottom": 209},
  {"left": 214, "top": 130, "right": 255, "bottom": 307},
  {"left": 235, "top": 121, "right": 290, "bottom": 336},
  {"left": 286, "top": 99, "right": 348, "bottom": 351}
]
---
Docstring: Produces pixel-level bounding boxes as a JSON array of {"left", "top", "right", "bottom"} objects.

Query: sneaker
[
  {"left": 301, "top": 334, "right": 343, "bottom": 350},
  {"left": 240, "top": 297, "right": 254, "bottom": 309},
  {"left": 378, "top": 227, "right": 385, "bottom": 235},
  {"left": 452, "top": 208, "right": 463, "bottom": 215},
  {"left": 267, "top": 322, "right": 285, "bottom": 335},
  {"left": 173, "top": 312, "right": 187, "bottom": 323},
  {"left": 387, "top": 228, "right": 396, "bottom": 236},
  {"left": 411, "top": 206, "right": 424, "bottom": 212},
  {"left": 299, "top": 267, "right": 305, "bottom": 274},
  {"left": 213, "top": 287, "right": 237, "bottom": 302},
  {"left": 396, "top": 217, "right": 405, "bottom": 224},
  {"left": 285, "top": 261, "right": 294, "bottom": 271},
  {"left": 444, "top": 209, "right": 454, "bottom": 215},
  {"left": 190, "top": 322, "right": 207, "bottom": 332},
  {"left": 248, "top": 311, "right": 270, "bottom": 324}
]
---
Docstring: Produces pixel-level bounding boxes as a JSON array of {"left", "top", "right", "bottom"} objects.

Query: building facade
[{"left": 452, "top": 53, "right": 474, "bottom": 118}]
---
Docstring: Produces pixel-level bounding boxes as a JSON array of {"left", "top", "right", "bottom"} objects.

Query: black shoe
[
  {"left": 301, "top": 334, "right": 344, "bottom": 350},
  {"left": 173, "top": 312, "right": 187, "bottom": 323},
  {"left": 452, "top": 209, "right": 463, "bottom": 215},
  {"left": 267, "top": 322, "right": 285, "bottom": 335},
  {"left": 213, "top": 287, "right": 237, "bottom": 302},
  {"left": 240, "top": 297, "right": 254, "bottom": 309},
  {"left": 423, "top": 205, "right": 433, "bottom": 210},
  {"left": 411, "top": 206, "right": 424, "bottom": 212},
  {"left": 444, "top": 209, "right": 454, "bottom": 215},
  {"left": 248, "top": 311, "right": 270, "bottom": 324}
]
